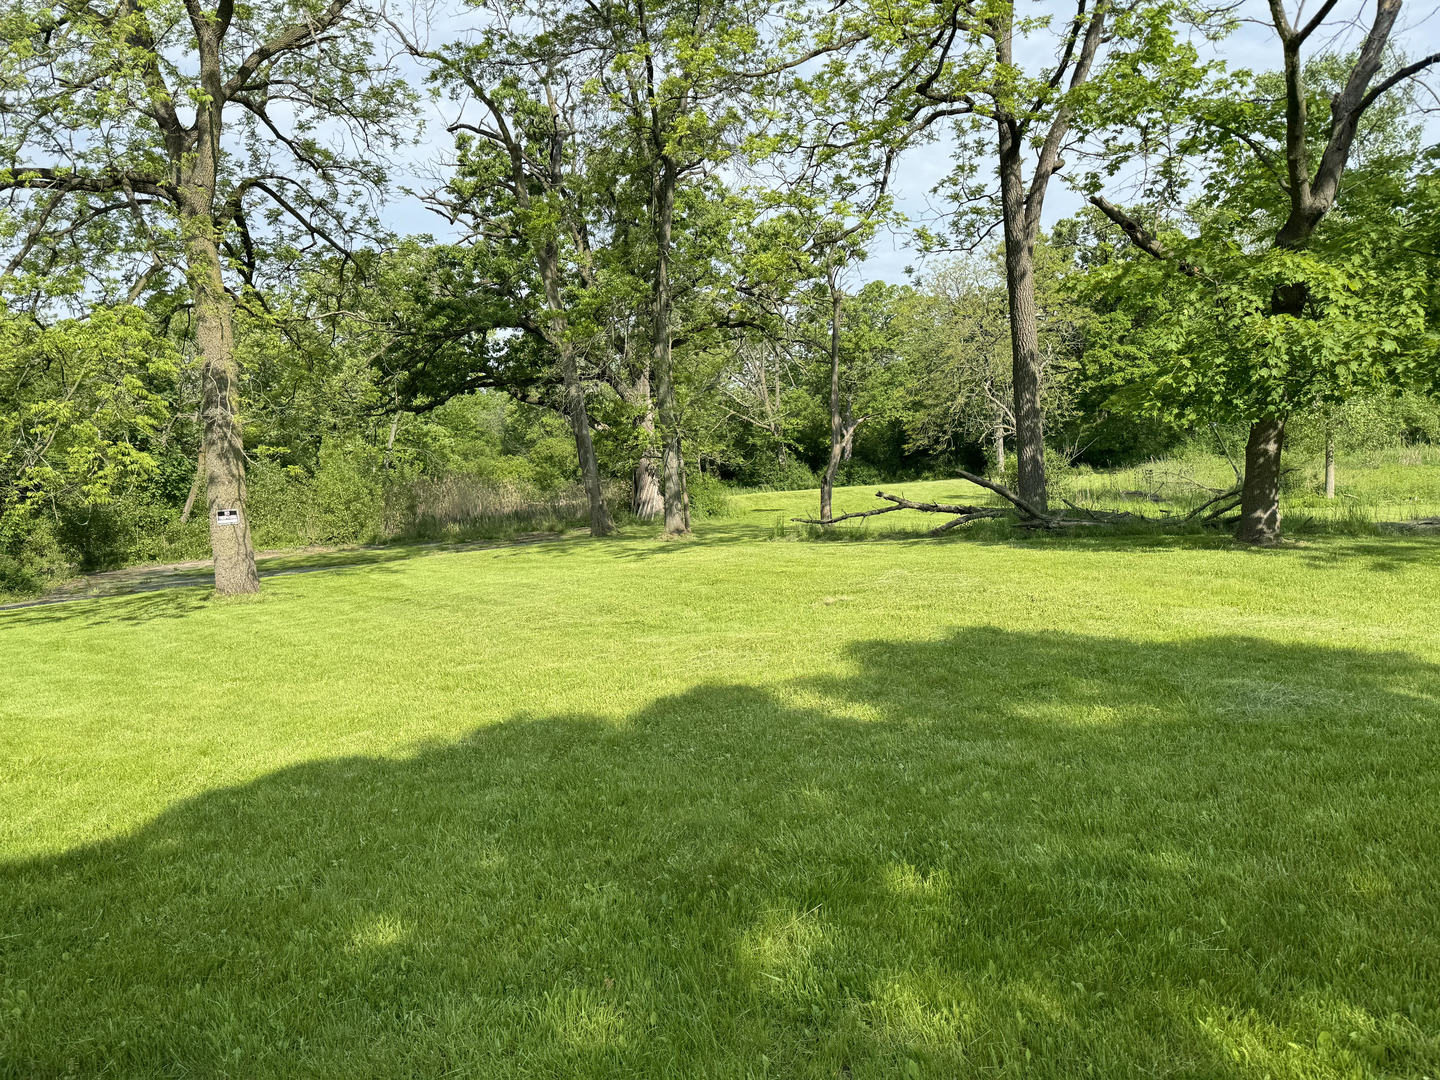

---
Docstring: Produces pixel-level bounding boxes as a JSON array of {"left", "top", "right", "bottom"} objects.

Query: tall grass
[
  {"left": 1064, "top": 445, "right": 1440, "bottom": 526},
  {"left": 392, "top": 476, "right": 630, "bottom": 543}
]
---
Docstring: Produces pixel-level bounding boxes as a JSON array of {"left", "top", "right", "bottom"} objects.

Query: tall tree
[
  {"left": 577, "top": 0, "right": 804, "bottom": 533},
  {"left": 877, "top": 0, "right": 1198, "bottom": 511},
  {"left": 400, "top": 6, "right": 621, "bottom": 536},
  {"left": 1091, "top": 0, "right": 1440, "bottom": 542},
  {"left": 0, "top": 0, "right": 413, "bottom": 591}
]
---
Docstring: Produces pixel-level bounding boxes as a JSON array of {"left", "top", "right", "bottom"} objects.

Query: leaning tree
[{"left": 0, "top": 0, "right": 414, "bottom": 591}]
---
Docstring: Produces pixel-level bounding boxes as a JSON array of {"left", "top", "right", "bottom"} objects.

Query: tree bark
[
  {"left": 172, "top": 0, "right": 257, "bottom": 594},
  {"left": 182, "top": 198, "right": 259, "bottom": 595},
  {"left": 560, "top": 340, "right": 613, "bottom": 536},
  {"left": 651, "top": 157, "right": 689, "bottom": 535},
  {"left": 631, "top": 364, "right": 662, "bottom": 520},
  {"left": 1237, "top": 415, "right": 1287, "bottom": 544},
  {"left": 1232, "top": 0, "right": 1413, "bottom": 540},
  {"left": 179, "top": 448, "right": 204, "bottom": 524},
  {"left": 997, "top": 120, "right": 1048, "bottom": 514},
  {"left": 534, "top": 234, "right": 612, "bottom": 536},
  {"left": 1324, "top": 431, "right": 1336, "bottom": 498},
  {"left": 820, "top": 270, "right": 845, "bottom": 523},
  {"left": 992, "top": 416, "right": 1006, "bottom": 479}
]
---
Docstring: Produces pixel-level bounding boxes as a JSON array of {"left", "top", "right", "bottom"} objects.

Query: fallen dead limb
[
  {"left": 1183, "top": 486, "right": 1243, "bottom": 523},
  {"left": 794, "top": 489, "right": 1004, "bottom": 526},
  {"left": 1060, "top": 498, "right": 1149, "bottom": 523},
  {"left": 790, "top": 502, "right": 910, "bottom": 525},
  {"left": 929, "top": 510, "right": 1009, "bottom": 535},
  {"left": 794, "top": 471, "right": 1254, "bottom": 536}
]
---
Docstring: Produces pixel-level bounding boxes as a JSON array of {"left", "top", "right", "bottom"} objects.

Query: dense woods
[{"left": 1, "top": 0, "right": 1437, "bottom": 594}]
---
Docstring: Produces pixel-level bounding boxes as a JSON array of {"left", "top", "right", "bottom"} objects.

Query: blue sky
[{"left": 376, "top": 0, "right": 1440, "bottom": 283}]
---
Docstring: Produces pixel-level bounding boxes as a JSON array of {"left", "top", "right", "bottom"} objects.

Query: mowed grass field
[{"left": 3, "top": 479, "right": 1440, "bottom": 1079}]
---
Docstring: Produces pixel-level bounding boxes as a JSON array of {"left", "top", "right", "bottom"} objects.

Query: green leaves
[
  {"left": 1079, "top": 195, "right": 1436, "bottom": 426},
  {"left": 0, "top": 304, "right": 180, "bottom": 536}
]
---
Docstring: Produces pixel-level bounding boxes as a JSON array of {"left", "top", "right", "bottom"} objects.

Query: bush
[
  {"left": 245, "top": 439, "right": 388, "bottom": 548},
  {"left": 743, "top": 457, "right": 819, "bottom": 491},
  {"left": 0, "top": 518, "right": 71, "bottom": 597},
  {"left": 834, "top": 459, "right": 887, "bottom": 487},
  {"left": 686, "top": 472, "right": 733, "bottom": 519}
]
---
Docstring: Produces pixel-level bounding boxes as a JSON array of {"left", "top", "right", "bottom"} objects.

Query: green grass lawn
[{"left": 3, "top": 480, "right": 1440, "bottom": 1078}]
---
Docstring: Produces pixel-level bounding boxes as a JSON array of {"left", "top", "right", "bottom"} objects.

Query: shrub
[
  {"left": 686, "top": 472, "right": 733, "bottom": 519},
  {"left": 745, "top": 457, "right": 819, "bottom": 491}
]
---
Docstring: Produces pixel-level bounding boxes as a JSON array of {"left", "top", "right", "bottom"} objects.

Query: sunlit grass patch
[{"left": 3, "top": 499, "right": 1439, "bottom": 1077}]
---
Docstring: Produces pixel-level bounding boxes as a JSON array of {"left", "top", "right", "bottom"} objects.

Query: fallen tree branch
[
  {"left": 954, "top": 468, "right": 1049, "bottom": 520},
  {"left": 791, "top": 503, "right": 909, "bottom": 525},
  {"left": 1182, "top": 486, "right": 1243, "bottom": 522},
  {"left": 929, "top": 509, "right": 1009, "bottom": 535},
  {"left": 1061, "top": 498, "right": 1149, "bottom": 523},
  {"left": 797, "top": 469, "right": 1254, "bottom": 537},
  {"left": 794, "top": 489, "right": 1001, "bottom": 525}
]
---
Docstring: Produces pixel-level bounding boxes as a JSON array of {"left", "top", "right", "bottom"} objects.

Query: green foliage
[
  {"left": 0, "top": 305, "right": 184, "bottom": 589},
  {"left": 685, "top": 471, "right": 734, "bottom": 518},
  {"left": 741, "top": 457, "right": 821, "bottom": 491},
  {"left": 1074, "top": 127, "right": 1439, "bottom": 433}
]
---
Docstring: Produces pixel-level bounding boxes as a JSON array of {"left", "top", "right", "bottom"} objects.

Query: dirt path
[{"left": 0, "top": 532, "right": 577, "bottom": 612}]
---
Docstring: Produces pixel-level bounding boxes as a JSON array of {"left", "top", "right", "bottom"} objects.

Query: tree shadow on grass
[
  {"left": 0, "top": 586, "right": 215, "bottom": 630},
  {"left": 3, "top": 629, "right": 1439, "bottom": 1078},
  {"left": 0, "top": 561, "right": 422, "bottom": 630}
]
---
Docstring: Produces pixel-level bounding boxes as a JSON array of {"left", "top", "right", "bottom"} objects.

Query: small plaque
[{"left": 216, "top": 508, "right": 240, "bottom": 526}]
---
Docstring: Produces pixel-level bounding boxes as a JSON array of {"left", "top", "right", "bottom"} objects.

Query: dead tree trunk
[
  {"left": 1324, "top": 432, "right": 1336, "bottom": 498},
  {"left": 382, "top": 411, "right": 400, "bottom": 470},
  {"left": 179, "top": 448, "right": 204, "bottom": 525}
]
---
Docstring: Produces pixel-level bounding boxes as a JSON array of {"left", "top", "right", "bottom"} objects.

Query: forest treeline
[{"left": 1, "top": 0, "right": 1437, "bottom": 594}]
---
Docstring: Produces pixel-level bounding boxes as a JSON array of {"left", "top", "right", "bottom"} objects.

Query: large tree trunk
[
  {"left": 1324, "top": 432, "right": 1336, "bottom": 498},
  {"left": 631, "top": 364, "right": 662, "bottom": 521},
  {"left": 820, "top": 271, "right": 845, "bottom": 523},
  {"left": 651, "top": 158, "right": 689, "bottom": 535},
  {"left": 1237, "top": 415, "right": 1287, "bottom": 544},
  {"left": 559, "top": 341, "right": 613, "bottom": 537},
  {"left": 175, "top": 22, "right": 257, "bottom": 594},
  {"left": 996, "top": 122, "right": 1048, "bottom": 514},
  {"left": 534, "top": 240, "right": 612, "bottom": 537},
  {"left": 183, "top": 202, "right": 259, "bottom": 595},
  {"left": 1235, "top": 280, "right": 1307, "bottom": 541}
]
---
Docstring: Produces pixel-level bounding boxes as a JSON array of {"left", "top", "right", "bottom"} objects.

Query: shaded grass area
[
  {"left": 3, "top": 512, "right": 1440, "bottom": 1078},
  {"left": 0, "top": 532, "right": 579, "bottom": 609}
]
